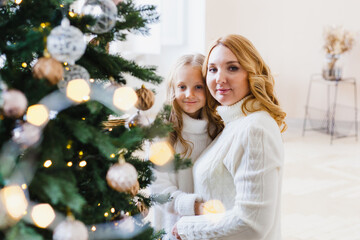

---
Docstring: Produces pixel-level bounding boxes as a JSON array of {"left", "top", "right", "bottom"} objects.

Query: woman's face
[{"left": 206, "top": 45, "right": 250, "bottom": 106}]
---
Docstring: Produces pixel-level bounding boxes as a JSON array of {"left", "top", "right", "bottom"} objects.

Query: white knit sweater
[
  {"left": 150, "top": 112, "right": 212, "bottom": 240},
  {"left": 177, "top": 98, "right": 284, "bottom": 240}
]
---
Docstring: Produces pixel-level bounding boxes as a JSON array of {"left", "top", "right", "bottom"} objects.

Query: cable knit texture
[
  {"left": 177, "top": 98, "right": 284, "bottom": 240},
  {"left": 150, "top": 112, "right": 212, "bottom": 240}
]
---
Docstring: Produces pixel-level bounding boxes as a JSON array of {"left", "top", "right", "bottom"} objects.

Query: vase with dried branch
[{"left": 323, "top": 26, "right": 355, "bottom": 80}]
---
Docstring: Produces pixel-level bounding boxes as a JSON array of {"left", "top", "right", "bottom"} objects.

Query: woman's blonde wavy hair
[
  {"left": 203, "top": 34, "right": 287, "bottom": 132},
  {"left": 167, "top": 54, "right": 224, "bottom": 157}
]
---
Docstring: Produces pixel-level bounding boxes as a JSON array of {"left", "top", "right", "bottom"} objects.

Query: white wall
[{"left": 123, "top": 0, "right": 360, "bottom": 122}]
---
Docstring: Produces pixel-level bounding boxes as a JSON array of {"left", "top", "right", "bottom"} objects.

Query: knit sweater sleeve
[
  {"left": 151, "top": 169, "right": 202, "bottom": 216},
  {"left": 176, "top": 124, "right": 283, "bottom": 239}
]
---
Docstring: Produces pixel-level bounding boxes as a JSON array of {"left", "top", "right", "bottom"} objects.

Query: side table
[{"left": 302, "top": 74, "right": 358, "bottom": 144}]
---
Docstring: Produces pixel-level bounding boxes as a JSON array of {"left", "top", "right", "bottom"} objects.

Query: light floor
[{"left": 282, "top": 126, "right": 360, "bottom": 240}]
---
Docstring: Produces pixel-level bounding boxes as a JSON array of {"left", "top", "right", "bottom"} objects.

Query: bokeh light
[
  {"left": 1, "top": 185, "right": 28, "bottom": 220},
  {"left": 26, "top": 104, "right": 49, "bottom": 126},
  {"left": 149, "top": 141, "right": 174, "bottom": 166},
  {"left": 113, "top": 87, "right": 138, "bottom": 111},
  {"left": 66, "top": 79, "right": 91, "bottom": 103},
  {"left": 31, "top": 203, "right": 56, "bottom": 228}
]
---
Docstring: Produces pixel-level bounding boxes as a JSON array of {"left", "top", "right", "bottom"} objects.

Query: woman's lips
[{"left": 216, "top": 88, "right": 231, "bottom": 94}]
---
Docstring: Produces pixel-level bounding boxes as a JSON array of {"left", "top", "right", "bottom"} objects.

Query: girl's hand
[
  {"left": 172, "top": 224, "right": 182, "bottom": 240},
  {"left": 194, "top": 201, "right": 204, "bottom": 215}
]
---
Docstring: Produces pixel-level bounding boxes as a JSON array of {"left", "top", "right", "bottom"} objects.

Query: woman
[{"left": 173, "top": 34, "right": 287, "bottom": 240}]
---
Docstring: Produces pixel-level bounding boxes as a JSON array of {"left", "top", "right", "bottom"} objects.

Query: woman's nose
[{"left": 215, "top": 71, "right": 226, "bottom": 84}]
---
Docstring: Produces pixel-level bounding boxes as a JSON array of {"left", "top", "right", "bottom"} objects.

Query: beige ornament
[
  {"left": 53, "top": 217, "right": 88, "bottom": 240},
  {"left": 33, "top": 57, "right": 64, "bottom": 85},
  {"left": 135, "top": 85, "right": 154, "bottom": 111},
  {"left": 106, "top": 152, "right": 139, "bottom": 195},
  {"left": 2, "top": 89, "right": 28, "bottom": 118},
  {"left": 135, "top": 200, "right": 149, "bottom": 218}
]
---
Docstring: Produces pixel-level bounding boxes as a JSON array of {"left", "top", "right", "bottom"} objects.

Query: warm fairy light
[
  {"left": 79, "top": 151, "right": 83, "bottom": 156},
  {"left": 31, "top": 203, "right": 55, "bottom": 228},
  {"left": 111, "top": 208, "right": 115, "bottom": 213},
  {"left": 113, "top": 87, "right": 138, "bottom": 111},
  {"left": 64, "top": 62, "right": 68, "bottom": 66},
  {"left": 65, "top": 67, "right": 70, "bottom": 71},
  {"left": 1, "top": 185, "right": 28, "bottom": 220},
  {"left": 110, "top": 153, "right": 115, "bottom": 158},
  {"left": 97, "top": 203, "right": 101, "bottom": 206},
  {"left": 21, "top": 62, "right": 27, "bottom": 68},
  {"left": 66, "top": 144, "right": 71, "bottom": 149},
  {"left": 89, "top": 78, "right": 94, "bottom": 83},
  {"left": 43, "top": 160, "right": 52, "bottom": 168},
  {"left": 104, "top": 212, "right": 109, "bottom": 217},
  {"left": 91, "top": 226, "right": 96, "bottom": 232},
  {"left": 15, "top": 0, "right": 22, "bottom": 4},
  {"left": 109, "top": 128, "right": 113, "bottom": 132},
  {"left": 79, "top": 160, "right": 87, "bottom": 167},
  {"left": 67, "top": 161, "right": 73, "bottom": 167},
  {"left": 125, "top": 212, "right": 130, "bottom": 216},
  {"left": 149, "top": 141, "right": 174, "bottom": 166},
  {"left": 26, "top": 104, "right": 49, "bottom": 126},
  {"left": 68, "top": 11, "right": 76, "bottom": 17},
  {"left": 40, "top": 23, "right": 46, "bottom": 28},
  {"left": 82, "top": 117, "right": 86, "bottom": 120},
  {"left": 21, "top": 184, "right": 27, "bottom": 190},
  {"left": 60, "top": 4, "right": 64, "bottom": 7},
  {"left": 66, "top": 79, "right": 91, "bottom": 103}
]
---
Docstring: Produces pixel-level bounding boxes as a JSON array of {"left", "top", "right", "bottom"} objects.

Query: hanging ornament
[
  {"left": 2, "top": 89, "right": 28, "bottom": 118},
  {"left": 58, "top": 64, "right": 90, "bottom": 91},
  {"left": 53, "top": 217, "right": 88, "bottom": 240},
  {"left": 47, "top": 18, "right": 86, "bottom": 65},
  {"left": 33, "top": 56, "right": 64, "bottom": 85},
  {"left": 135, "top": 85, "right": 155, "bottom": 111},
  {"left": 106, "top": 149, "right": 139, "bottom": 195},
  {"left": 81, "top": 0, "right": 117, "bottom": 34},
  {"left": 12, "top": 122, "right": 42, "bottom": 148},
  {"left": 135, "top": 198, "right": 149, "bottom": 218},
  {"left": 125, "top": 111, "right": 141, "bottom": 129}
]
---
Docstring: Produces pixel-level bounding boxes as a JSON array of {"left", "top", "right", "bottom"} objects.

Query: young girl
[{"left": 150, "top": 54, "right": 223, "bottom": 240}]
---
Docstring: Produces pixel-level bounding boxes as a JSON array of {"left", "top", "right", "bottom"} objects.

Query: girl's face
[
  {"left": 174, "top": 65, "right": 206, "bottom": 119},
  {"left": 206, "top": 45, "right": 250, "bottom": 106}
]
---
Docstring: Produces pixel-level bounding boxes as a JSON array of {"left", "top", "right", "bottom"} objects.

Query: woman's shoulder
[{"left": 244, "top": 111, "right": 279, "bottom": 132}]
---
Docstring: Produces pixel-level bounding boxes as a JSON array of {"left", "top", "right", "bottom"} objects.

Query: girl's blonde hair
[
  {"left": 167, "top": 54, "right": 224, "bottom": 157},
  {"left": 203, "top": 34, "right": 287, "bottom": 132}
]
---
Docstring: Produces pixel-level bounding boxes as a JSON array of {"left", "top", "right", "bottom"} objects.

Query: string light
[
  {"left": 1, "top": 185, "right": 28, "bottom": 220},
  {"left": 68, "top": 11, "right": 76, "bottom": 17},
  {"left": 66, "top": 144, "right": 71, "bottom": 149},
  {"left": 21, "top": 62, "right": 27, "bottom": 68},
  {"left": 97, "top": 203, "right": 101, "bottom": 206},
  {"left": 109, "top": 128, "right": 113, "bottom": 131},
  {"left": 89, "top": 78, "right": 94, "bottom": 83},
  {"left": 64, "top": 62, "right": 68, "bottom": 66},
  {"left": 43, "top": 160, "right": 52, "bottom": 168},
  {"left": 149, "top": 141, "right": 174, "bottom": 166},
  {"left": 91, "top": 226, "right": 96, "bottom": 232},
  {"left": 82, "top": 117, "right": 86, "bottom": 120},
  {"left": 104, "top": 212, "right": 109, "bottom": 217},
  {"left": 60, "top": 4, "right": 64, "bottom": 7},
  {"left": 67, "top": 161, "right": 73, "bottom": 167},
  {"left": 113, "top": 87, "right": 138, "bottom": 111},
  {"left": 110, "top": 208, "right": 115, "bottom": 213},
  {"left": 110, "top": 153, "right": 115, "bottom": 158},
  {"left": 66, "top": 79, "right": 91, "bottom": 103},
  {"left": 40, "top": 23, "right": 46, "bottom": 28},
  {"left": 15, "top": 0, "right": 22, "bottom": 4},
  {"left": 26, "top": 104, "right": 49, "bottom": 126},
  {"left": 21, "top": 184, "right": 27, "bottom": 190},
  {"left": 31, "top": 203, "right": 55, "bottom": 228},
  {"left": 79, "top": 151, "right": 83, "bottom": 156},
  {"left": 79, "top": 160, "right": 87, "bottom": 167}
]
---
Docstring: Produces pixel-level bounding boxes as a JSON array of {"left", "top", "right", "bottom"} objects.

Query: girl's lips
[
  {"left": 216, "top": 88, "right": 231, "bottom": 94},
  {"left": 184, "top": 101, "right": 197, "bottom": 104}
]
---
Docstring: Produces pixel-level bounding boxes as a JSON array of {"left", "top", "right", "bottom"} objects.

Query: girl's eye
[
  {"left": 195, "top": 85, "right": 203, "bottom": 90},
  {"left": 178, "top": 85, "right": 186, "bottom": 90}
]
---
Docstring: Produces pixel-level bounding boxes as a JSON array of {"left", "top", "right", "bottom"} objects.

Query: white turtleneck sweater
[
  {"left": 150, "top": 113, "right": 212, "bottom": 240},
  {"left": 177, "top": 99, "right": 284, "bottom": 240}
]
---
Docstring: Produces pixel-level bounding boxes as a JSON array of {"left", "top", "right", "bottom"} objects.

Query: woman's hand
[
  {"left": 172, "top": 223, "right": 182, "bottom": 240},
  {"left": 194, "top": 201, "right": 204, "bottom": 215}
]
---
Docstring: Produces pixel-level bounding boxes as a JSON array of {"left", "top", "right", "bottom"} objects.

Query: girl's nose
[{"left": 185, "top": 89, "right": 194, "bottom": 98}]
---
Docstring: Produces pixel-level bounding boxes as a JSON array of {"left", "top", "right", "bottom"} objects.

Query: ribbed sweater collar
[
  {"left": 216, "top": 97, "right": 249, "bottom": 125},
  {"left": 182, "top": 112, "right": 208, "bottom": 134}
]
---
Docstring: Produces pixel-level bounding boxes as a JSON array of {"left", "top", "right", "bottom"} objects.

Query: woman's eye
[
  {"left": 208, "top": 67, "right": 217, "bottom": 73},
  {"left": 229, "top": 66, "right": 239, "bottom": 71}
]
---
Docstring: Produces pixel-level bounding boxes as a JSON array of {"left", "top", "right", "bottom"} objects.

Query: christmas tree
[{"left": 0, "top": 0, "right": 174, "bottom": 239}]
